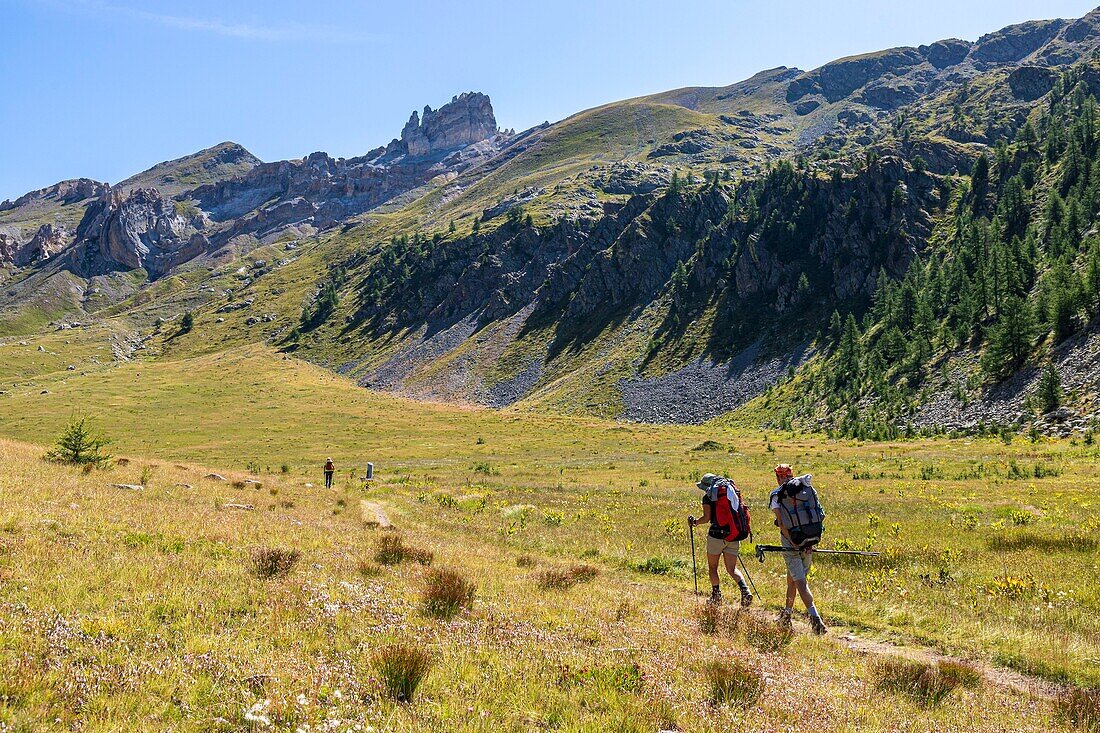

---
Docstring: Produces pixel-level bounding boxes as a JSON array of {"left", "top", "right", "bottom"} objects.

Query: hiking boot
[
  {"left": 708, "top": 588, "right": 723, "bottom": 604},
  {"left": 777, "top": 609, "right": 793, "bottom": 630},
  {"left": 740, "top": 591, "right": 753, "bottom": 608},
  {"left": 810, "top": 614, "right": 828, "bottom": 636}
]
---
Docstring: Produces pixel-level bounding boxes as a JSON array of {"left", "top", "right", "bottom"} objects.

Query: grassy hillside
[
  {"left": 5, "top": 431, "right": 1090, "bottom": 731},
  {"left": 0, "top": 344, "right": 1097, "bottom": 696},
  {"left": 116, "top": 142, "right": 261, "bottom": 198}
]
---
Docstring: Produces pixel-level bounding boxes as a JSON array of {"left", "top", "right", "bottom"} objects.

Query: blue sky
[{"left": 1, "top": 0, "right": 1097, "bottom": 200}]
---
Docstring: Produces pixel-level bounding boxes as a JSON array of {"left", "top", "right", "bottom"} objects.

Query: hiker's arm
[
  {"left": 691, "top": 505, "right": 712, "bottom": 527},
  {"left": 772, "top": 507, "right": 790, "bottom": 540}
]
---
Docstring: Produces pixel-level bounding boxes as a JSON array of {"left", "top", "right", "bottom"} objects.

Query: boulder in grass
[
  {"left": 224, "top": 503, "right": 254, "bottom": 511},
  {"left": 111, "top": 483, "right": 144, "bottom": 491},
  {"left": 205, "top": 473, "right": 227, "bottom": 481}
]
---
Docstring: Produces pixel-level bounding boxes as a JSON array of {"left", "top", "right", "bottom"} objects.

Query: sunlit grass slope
[
  {"left": 0, "top": 343, "right": 1097, "bottom": 695},
  {"left": 0, "top": 433, "right": 1085, "bottom": 731}
]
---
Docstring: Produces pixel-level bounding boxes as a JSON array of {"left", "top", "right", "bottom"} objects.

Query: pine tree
[
  {"left": 1085, "top": 240, "right": 1100, "bottom": 316},
  {"left": 180, "top": 311, "right": 195, "bottom": 333},
  {"left": 982, "top": 296, "right": 1038, "bottom": 378},
  {"left": 970, "top": 154, "right": 990, "bottom": 214},
  {"left": 828, "top": 310, "right": 843, "bottom": 345},
  {"left": 836, "top": 314, "right": 862, "bottom": 387},
  {"left": 45, "top": 416, "right": 112, "bottom": 467},
  {"left": 1037, "top": 363, "right": 1063, "bottom": 413}
]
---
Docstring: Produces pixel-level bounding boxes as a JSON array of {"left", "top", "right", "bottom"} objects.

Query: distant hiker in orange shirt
[{"left": 324, "top": 458, "right": 335, "bottom": 489}]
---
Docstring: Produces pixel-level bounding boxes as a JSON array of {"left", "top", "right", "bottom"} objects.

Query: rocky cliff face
[
  {"left": 784, "top": 10, "right": 1100, "bottom": 114},
  {"left": 1, "top": 93, "right": 508, "bottom": 281},
  {"left": 188, "top": 93, "right": 509, "bottom": 244},
  {"left": 389, "top": 92, "right": 498, "bottom": 157},
  {"left": 353, "top": 154, "right": 937, "bottom": 360},
  {"left": 65, "top": 188, "right": 207, "bottom": 278},
  {"left": 0, "top": 223, "right": 69, "bottom": 266}
]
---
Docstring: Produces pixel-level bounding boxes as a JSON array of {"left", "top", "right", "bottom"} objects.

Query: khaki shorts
[
  {"left": 781, "top": 536, "right": 813, "bottom": 581},
  {"left": 706, "top": 535, "right": 740, "bottom": 556}
]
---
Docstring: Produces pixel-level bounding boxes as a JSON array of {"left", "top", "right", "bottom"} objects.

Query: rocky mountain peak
[{"left": 395, "top": 91, "right": 498, "bottom": 157}]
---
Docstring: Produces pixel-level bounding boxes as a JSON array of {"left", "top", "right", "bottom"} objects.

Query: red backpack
[{"left": 713, "top": 479, "right": 752, "bottom": 542}]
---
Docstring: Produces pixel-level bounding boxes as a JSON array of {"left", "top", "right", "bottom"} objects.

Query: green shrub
[
  {"left": 373, "top": 642, "right": 433, "bottom": 702},
  {"left": 633, "top": 556, "right": 684, "bottom": 575}
]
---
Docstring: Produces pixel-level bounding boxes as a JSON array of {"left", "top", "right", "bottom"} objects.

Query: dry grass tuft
[
  {"left": 733, "top": 610, "right": 793, "bottom": 652},
  {"left": 515, "top": 554, "right": 536, "bottom": 568},
  {"left": 373, "top": 534, "right": 433, "bottom": 566},
  {"left": 935, "top": 660, "right": 983, "bottom": 689},
  {"left": 357, "top": 560, "right": 383, "bottom": 578},
  {"left": 704, "top": 659, "right": 763, "bottom": 705},
  {"left": 696, "top": 601, "right": 734, "bottom": 635},
  {"left": 872, "top": 657, "right": 960, "bottom": 707},
  {"left": 421, "top": 568, "right": 475, "bottom": 619},
  {"left": 372, "top": 642, "right": 433, "bottom": 702},
  {"left": 1057, "top": 687, "right": 1100, "bottom": 732},
  {"left": 249, "top": 546, "right": 301, "bottom": 579},
  {"left": 534, "top": 563, "right": 600, "bottom": 590}
]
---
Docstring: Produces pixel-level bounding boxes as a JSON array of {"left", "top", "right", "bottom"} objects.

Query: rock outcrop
[
  {"left": 388, "top": 92, "right": 498, "bottom": 158},
  {"left": 0, "top": 178, "right": 108, "bottom": 213},
  {"left": 0, "top": 223, "right": 74, "bottom": 266},
  {"left": 65, "top": 188, "right": 207, "bottom": 277},
  {"left": 189, "top": 93, "right": 509, "bottom": 241},
  {"left": 783, "top": 12, "right": 1100, "bottom": 113}
]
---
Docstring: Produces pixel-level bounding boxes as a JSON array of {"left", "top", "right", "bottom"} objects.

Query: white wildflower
[{"left": 244, "top": 699, "right": 271, "bottom": 726}]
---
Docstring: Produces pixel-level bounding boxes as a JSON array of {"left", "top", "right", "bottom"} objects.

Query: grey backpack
[{"left": 775, "top": 475, "right": 825, "bottom": 547}]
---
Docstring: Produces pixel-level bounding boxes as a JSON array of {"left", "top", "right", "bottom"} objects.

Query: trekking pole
[
  {"left": 738, "top": 554, "right": 761, "bottom": 599},
  {"left": 687, "top": 517, "right": 699, "bottom": 595},
  {"left": 754, "top": 544, "right": 882, "bottom": 562}
]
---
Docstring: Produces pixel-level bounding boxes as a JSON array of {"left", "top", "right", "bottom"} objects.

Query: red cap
[{"left": 774, "top": 464, "right": 793, "bottom": 481}]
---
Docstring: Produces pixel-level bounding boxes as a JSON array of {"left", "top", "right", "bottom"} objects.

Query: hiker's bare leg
[
  {"left": 721, "top": 551, "right": 743, "bottom": 583},
  {"left": 707, "top": 553, "right": 721, "bottom": 586},
  {"left": 786, "top": 573, "right": 797, "bottom": 608},
  {"left": 795, "top": 578, "right": 815, "bottom": 610}
]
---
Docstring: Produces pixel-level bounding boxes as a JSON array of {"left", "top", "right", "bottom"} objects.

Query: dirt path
[
  {"left": 834, "top": 630, "right": 1062, "bottom": 699},
  {"left": 360, "top": 500, "right": 392, "bottom": 529},
  {"left": 700, "top": 593, "right": 1066, "bottom": 700}
]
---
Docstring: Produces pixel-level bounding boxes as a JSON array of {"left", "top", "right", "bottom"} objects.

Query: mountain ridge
[{"left": 5, "top": 7, "right": 1100, "bottom": 436}]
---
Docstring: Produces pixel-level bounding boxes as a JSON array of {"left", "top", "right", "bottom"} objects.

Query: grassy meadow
[{"left": 0, "top": 343, "right": 1098, "bottom": 730}]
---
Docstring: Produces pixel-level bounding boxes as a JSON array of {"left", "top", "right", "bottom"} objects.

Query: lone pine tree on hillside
[{"left": 45, "top": 416, "right": 112, "bottom": 468}]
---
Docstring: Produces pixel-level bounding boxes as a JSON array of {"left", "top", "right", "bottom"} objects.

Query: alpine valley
[{"left": 7, "top": 10, "right": 1100, "bottom": 438}]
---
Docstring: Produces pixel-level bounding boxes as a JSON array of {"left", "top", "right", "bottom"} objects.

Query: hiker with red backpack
[
  {"left": 688, "top": 473, "right": 753, "bottom": 606},
  {"left": 324, "top": 458, "right": 335, "bottom": 489},
  {"left": 770, "top": 464, "right": 827, "bottom": 635}
]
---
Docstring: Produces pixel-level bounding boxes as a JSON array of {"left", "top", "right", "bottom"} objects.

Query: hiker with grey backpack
[
  {"left": 770, "top": 464, "right": 827, "bottom": 635},
  {"left": 688, "top": 473, "right": 754, "bottom": 606}
]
